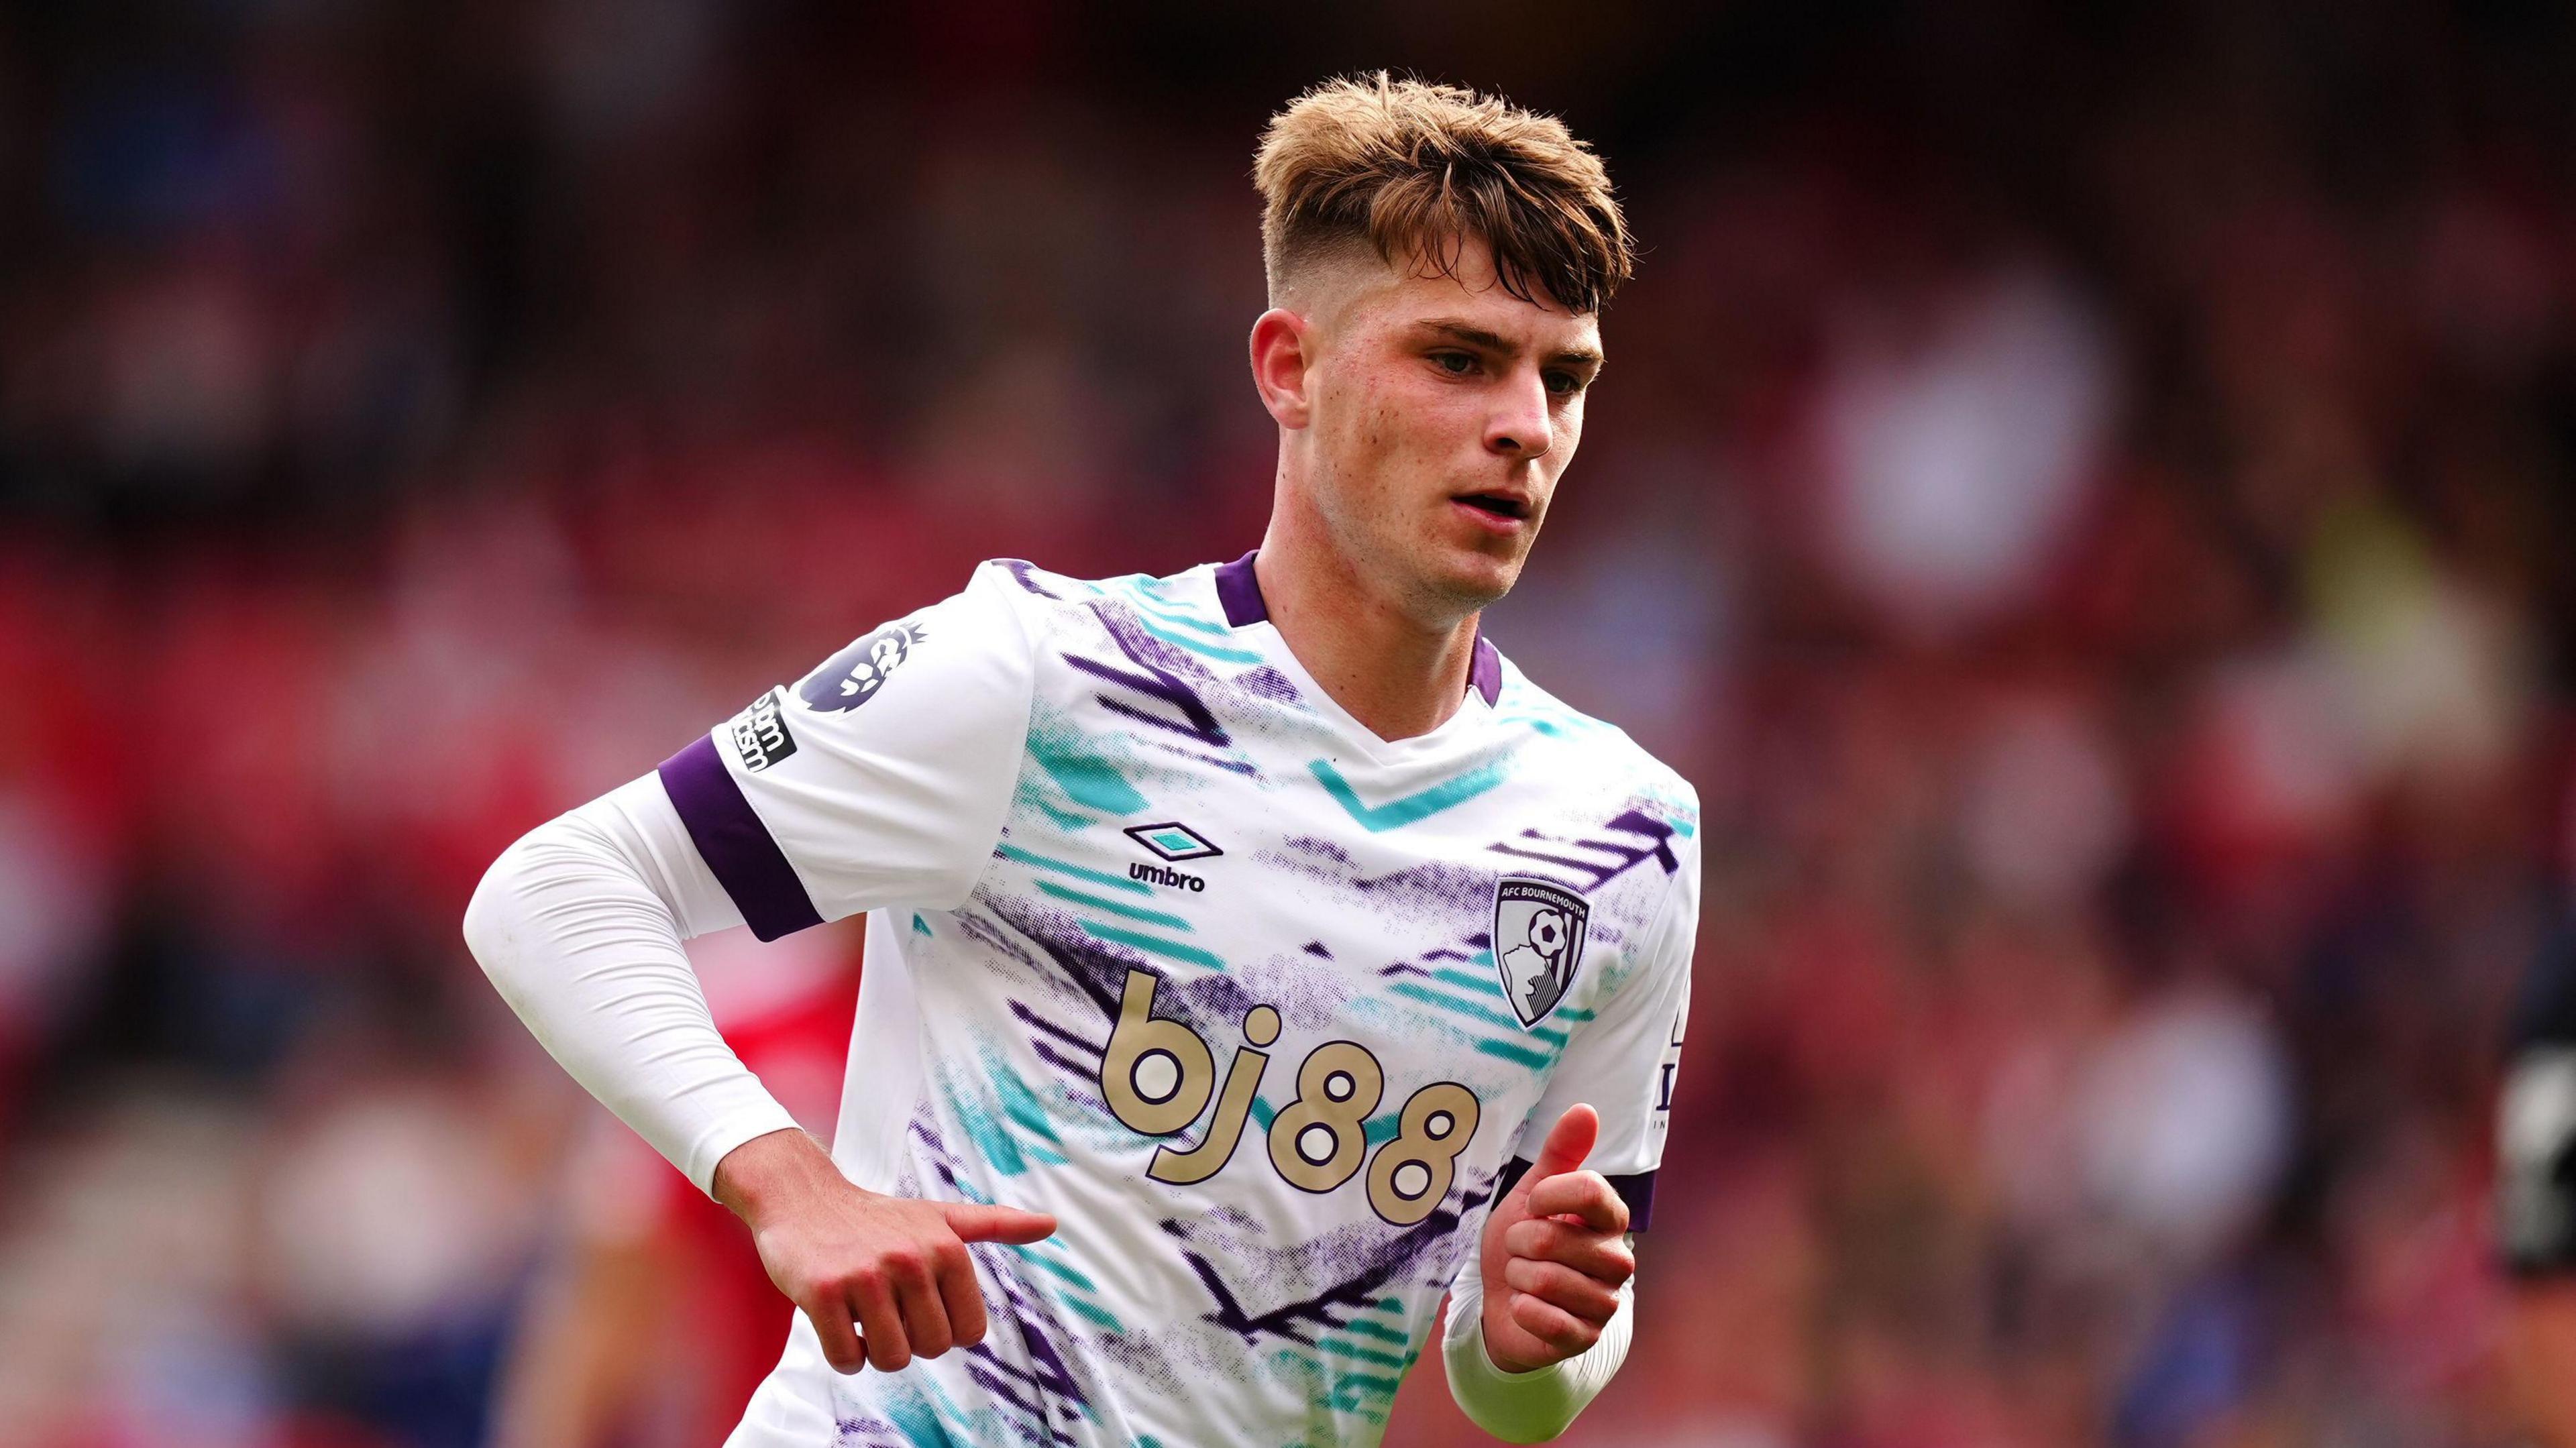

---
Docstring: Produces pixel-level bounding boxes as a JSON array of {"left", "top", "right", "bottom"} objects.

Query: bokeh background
[{"left": 5, "top": 2, "right": 2575, "bottom": 1445}]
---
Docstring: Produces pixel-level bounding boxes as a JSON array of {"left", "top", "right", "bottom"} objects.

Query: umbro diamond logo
[
  {"left": 1126, "top": 821, "right": 1218, "bottom": 892},
  {"left": 1123, "top": 822, "right": 1222, "bottom": 862}
]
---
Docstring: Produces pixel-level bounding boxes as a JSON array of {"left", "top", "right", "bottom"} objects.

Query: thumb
[
  {"left": 1524, "top": 1103, "right": 1599, "bottom": 1184},
  {"left": 940, "top": 1201, "right": 1059, "bottom": 1245}
]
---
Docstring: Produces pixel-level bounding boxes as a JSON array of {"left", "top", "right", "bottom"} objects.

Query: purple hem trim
[
  {"left": 655, "top": 734, "right": 822, "bottom": 942},
  {"left": 1469, "top": 634, "right": 1503, "bottom": 707},
  {"left": 1493, "top": 1158, "right": 1660, "bottom": 1230},
  {"left": 1213, "top": 549, "right": 1267, "bottom": 626}
]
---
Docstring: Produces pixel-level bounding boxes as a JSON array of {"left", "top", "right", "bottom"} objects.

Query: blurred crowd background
[{"left": 4, "top": 2, "right": 2575, "bottom": 1445}]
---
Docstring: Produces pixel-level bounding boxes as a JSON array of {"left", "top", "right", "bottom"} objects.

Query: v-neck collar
[{"left": 1212, "top": 550, "right": 1503, "bottom": 708}]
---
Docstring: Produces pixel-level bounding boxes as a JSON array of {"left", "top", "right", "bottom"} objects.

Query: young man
[{"left": 466, "top": 73, "right": 1699, "bottom": 1447}]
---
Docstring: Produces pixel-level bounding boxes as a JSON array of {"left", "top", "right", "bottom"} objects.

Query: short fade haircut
[{"left": 1253, "top": 72, "right": 1635, "bottom": 317}]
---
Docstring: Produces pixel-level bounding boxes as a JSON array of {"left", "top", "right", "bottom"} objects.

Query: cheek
[
  {"left": 1320, "top": 366, "right": 1391, "bottom": 447},
  {"left": 1377, "top": 378, "right": 1479, "bottom": 458},
  {"left": 1332, "top": 369, "right": 1439, "bottom": 463},
  {"left": 1555, "top": 397, "right": 1585, "bottom": 448}
]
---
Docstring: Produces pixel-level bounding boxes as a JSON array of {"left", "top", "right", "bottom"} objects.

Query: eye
[
  {"left": 1545, "top": 370, "right": 1582, "bottom": 396},
  {"left": 1430, "top": 350, "right": 1476, "bottom": 376}
]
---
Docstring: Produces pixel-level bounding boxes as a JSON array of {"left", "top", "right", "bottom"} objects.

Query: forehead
[{"left": 1338, "top": 235, "right": 1602, "bottom": 353}]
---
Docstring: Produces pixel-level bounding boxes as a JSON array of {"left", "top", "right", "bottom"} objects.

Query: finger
[
  {"left": 941, "top": 1203, "right": 1058, "bottom": 1245},
  {"left": 1522, "top": 1104, "right": 1599, "bottom": 1185},
  {"left": 1525, "top": 1170, "right": 1628, "bottom": 1233},
  {"left": 1508, "top": 1290, "right": 1601, "bottom": 1358},
  {"left": 1502, "top": 1218, "right": 1635, "bottom": 1283},
  {"left": 849, "top": 1270, "right": 912, "bottom": 1372},
  {"left": 894, "top": 1261, "right": 954, "bottom": 1360},
  {"left": 1502, "top": 1256, "right": 1623, "bottom": 1324},
  {"left": 804, "top": 1298, "right": 867, "bottom": 1374},
  {"left": 936, "top": 1239, "right": 989, "bottom": 1350}
]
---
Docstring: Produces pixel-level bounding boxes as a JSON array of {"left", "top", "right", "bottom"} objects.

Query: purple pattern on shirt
[
  {"left": 1484, "top": 805, "right": 1684, "bottom": 895},
  {"left": 1065, "top": 606, "right": 1232, "bottom": 748},
  {"left": 1161, "top": 1165, "right": 1496, "bottom": 1350},
  {"left": 1234, "top": 665, "right": 1303, "bottom": 704},
  {"left": 1000, "top": 558, "right": 1065, "bottom": 599},
  {"left": 898, "top": 1113, "right": 1101, "bottom": 1431}
]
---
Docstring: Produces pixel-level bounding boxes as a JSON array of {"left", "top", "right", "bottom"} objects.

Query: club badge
[{"left": 1492, "top": 877, "right": 1588, "bottom": 1029}]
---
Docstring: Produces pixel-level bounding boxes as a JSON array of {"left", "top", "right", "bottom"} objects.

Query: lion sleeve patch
[{"left": 797, "top": 618, "right": 927, "bottom": 712}]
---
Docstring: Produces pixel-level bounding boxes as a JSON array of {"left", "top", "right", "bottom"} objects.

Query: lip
[{"left": 1449, "top": 492, "right": 1535, "bottom": 534}]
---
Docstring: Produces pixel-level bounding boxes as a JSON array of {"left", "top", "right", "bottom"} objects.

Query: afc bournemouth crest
[
  {"left": 1493, "top": 877, "right": 1589, "bottom": 1029},
  {"left": 798, "top": 619, "right": 925, "bottom": 712}
]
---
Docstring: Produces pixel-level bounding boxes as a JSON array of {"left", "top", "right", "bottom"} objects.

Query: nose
[{"left": 1485, "top": 370, "right": 1554, "bottom": 460}]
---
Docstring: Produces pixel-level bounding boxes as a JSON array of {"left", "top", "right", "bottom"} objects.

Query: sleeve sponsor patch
[{"left": 727, "top": 688, "right": 799, "bottom": 772}]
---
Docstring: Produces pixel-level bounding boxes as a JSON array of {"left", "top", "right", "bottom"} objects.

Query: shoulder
[
  {"left": 970, "top": 557, "right": 1102, "bottom": 609},
  {"left": 975, "top": 557, "right": 1222, "bottom": 614},
  {"left": 906, "top": 558, "right": 1118, "bottom": 661},
  {"left": 786, "top": 563, "right": 1058, "bottom": 720},
  {"left": 969, "top": 557, "right": 1250, "bottom": 665},
  {"left": 1487, "top": 647, "right": 1700, "bottom": 842},
  {"left": 969, "top": 557, "right": 1151, "bottom": 628}
]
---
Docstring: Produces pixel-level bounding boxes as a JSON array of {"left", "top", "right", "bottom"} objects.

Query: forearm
[
  {"left": 1442, "top": 1258, "right": 1633, "bottom": 1443},
  {"left": 463, "top": 774, "right": 800, "bottom": 1193}
]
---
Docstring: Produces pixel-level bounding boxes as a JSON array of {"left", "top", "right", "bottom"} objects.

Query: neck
[{"left": 1247, "top": 512, "right": 1482, "bottom": 742}]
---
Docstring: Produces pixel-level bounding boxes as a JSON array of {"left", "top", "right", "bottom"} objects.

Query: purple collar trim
[
  {"left": 1468, "top": 634, "right": 1503, "bottom": 708},
  {"left": 1214, "top": 549, "right": 1268, "bottom": 627},
  {"left": 1212, "top": 549, "right": 1502, "bottom": 708}
]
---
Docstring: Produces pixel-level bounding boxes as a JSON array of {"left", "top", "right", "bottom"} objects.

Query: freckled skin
[{"left": 1256, "top": 234, "right": 1605, "bottom": 628}]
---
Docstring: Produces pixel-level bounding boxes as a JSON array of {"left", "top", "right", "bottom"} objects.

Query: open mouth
[{"left": 1454, "top": 492, "right": 1532, "bottom": 521}]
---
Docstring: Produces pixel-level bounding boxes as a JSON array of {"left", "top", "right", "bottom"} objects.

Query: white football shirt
[{"left": 658, "top": 553, "right": 1701, "bottom": 1448}]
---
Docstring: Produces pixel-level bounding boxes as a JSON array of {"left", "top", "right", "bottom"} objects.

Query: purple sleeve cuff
[
  {"left": 656, "top": 734, "right": 823, "bottom": 942},
  {"left": 1491, "top": 1158, "right": 1658, "bottom": 1231}
]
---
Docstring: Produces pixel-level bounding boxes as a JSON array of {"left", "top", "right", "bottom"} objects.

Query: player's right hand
[{"left": 712, "top": 1127, "right": 1057, "bottom": 1374}]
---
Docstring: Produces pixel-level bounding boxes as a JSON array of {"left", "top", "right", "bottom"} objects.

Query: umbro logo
[
  {"left": 1125, "top": 821, "right": 1219, "bottom": 892},
  {"left": 1124, "top": 822, "right": 1222, "bottom": 862}
]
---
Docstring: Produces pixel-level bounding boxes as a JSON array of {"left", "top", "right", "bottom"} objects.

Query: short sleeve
[
  {"left": 1505, "top": 826, "right": 1699, "bottom": 1229},
  {"left": 655, "top": 563, "right": 1036, "bottom": 940}
]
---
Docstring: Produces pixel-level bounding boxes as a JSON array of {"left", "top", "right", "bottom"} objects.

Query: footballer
[{"left": 466, "top": 73, "right": 1700, "bottom": 1447}]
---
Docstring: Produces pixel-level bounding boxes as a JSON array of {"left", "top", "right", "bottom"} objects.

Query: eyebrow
[{"left": 1413, "top": 318, "right": 1604, "bottom": 369}]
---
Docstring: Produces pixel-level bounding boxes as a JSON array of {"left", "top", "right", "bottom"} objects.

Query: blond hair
[{"left": 1253, "top": 72, "right": 1633, "bottom": 315}]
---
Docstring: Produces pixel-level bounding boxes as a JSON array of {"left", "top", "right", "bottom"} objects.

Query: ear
[{"left": 1248, "top": 307, "right": 1314, "bottom": 429}]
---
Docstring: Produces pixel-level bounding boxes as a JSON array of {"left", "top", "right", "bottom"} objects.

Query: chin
[{"left": 1421, "top": 547, "right": 1521, "bottom": 611}]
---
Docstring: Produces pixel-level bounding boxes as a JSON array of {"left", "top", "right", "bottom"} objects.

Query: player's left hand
[{"left": 1475, "top": 1103, "right": 1632, "bottom": 1373}]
